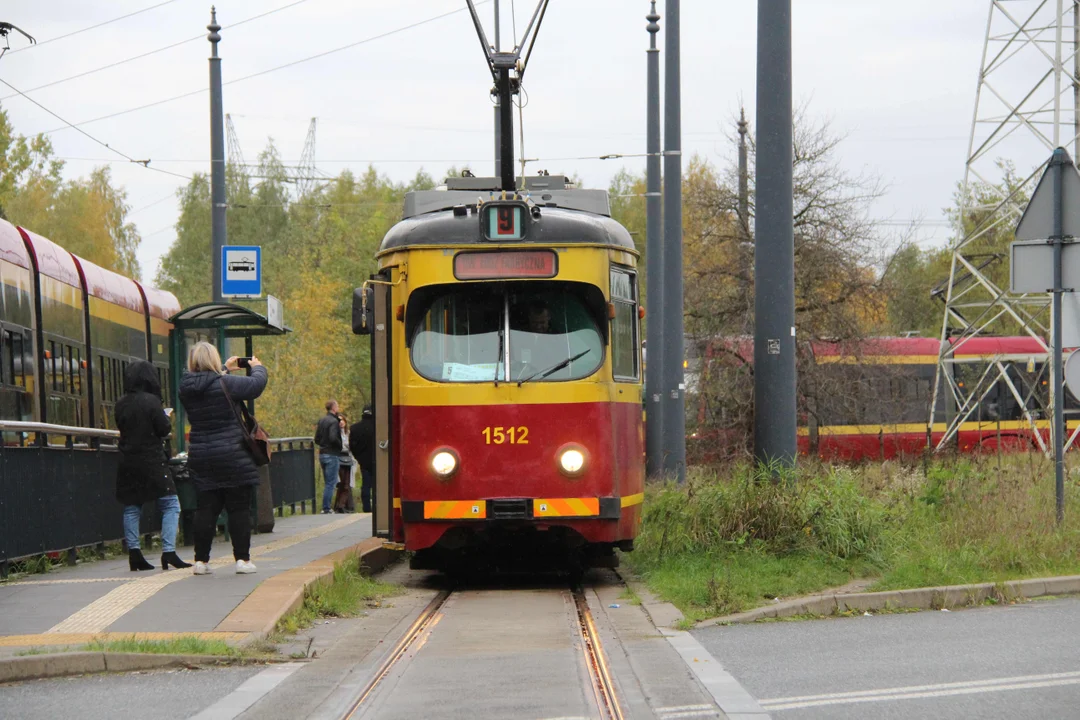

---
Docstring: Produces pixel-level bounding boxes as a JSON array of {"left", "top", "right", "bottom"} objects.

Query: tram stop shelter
[{"left": 166, "top": 302, "right": 294, "bottom": 535}]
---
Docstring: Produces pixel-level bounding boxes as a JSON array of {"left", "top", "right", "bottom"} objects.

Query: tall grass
[{"left": 629, "top": 454, "right": 1080, "bottom": 620}]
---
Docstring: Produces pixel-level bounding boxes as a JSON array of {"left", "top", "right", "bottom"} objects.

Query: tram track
[
  {"left": 342, "top": 589, "right": 452, "bottom": 719},
  {"left": 340, "top": 582, "right": 624, "bottom": 720},
  {"left": 573, "top": 586, "right": 625, "bottom": 720}
]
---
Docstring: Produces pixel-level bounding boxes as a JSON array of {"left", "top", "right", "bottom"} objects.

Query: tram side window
[
  {"left": 11, "top": 332, "right": 24, "bottom": 389},
  {"left": 0, "top": 330, "right": 7, "bottom": 385},
  {"left": 73, "top": 348, "right": 82, "bottom": 395},
  {"left": 610, "top": 268, "right": 639, "bottom": 381}
]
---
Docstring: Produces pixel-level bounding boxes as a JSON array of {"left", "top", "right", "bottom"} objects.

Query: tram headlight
[
  {"left": 431, "top": 449, "right": 459, "bottom": 478},
  {"left": 557, "top": 445, "right": 587, "bottom": 477}
]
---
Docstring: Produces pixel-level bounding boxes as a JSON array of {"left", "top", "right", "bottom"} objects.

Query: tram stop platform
[{"left": 0, "top": 513, "right": 380, "bottom": 657}]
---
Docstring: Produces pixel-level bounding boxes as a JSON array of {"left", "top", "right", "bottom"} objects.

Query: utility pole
[
  {"left": 208, "top": 7, "right": 226, "bottom": 303},
  {"left": 753, "top": 0, "right": 797, "bottom": 467},
  {"left": 494, "top": 0, "right": 502, "bottom": 176},
  {"left": 660, "top": 0, "right": 686, "bottom": 481},
  {"left": 738, "top": 108, "right": 749, "bottom": 241},
  {"left": 644, "top": 1, "right": 664, "bottom": 478}
]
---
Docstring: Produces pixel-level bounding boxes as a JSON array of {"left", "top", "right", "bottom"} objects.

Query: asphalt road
[
  {"left": 0, "top": 665, "right": 264, "bottom": 720},
  {"left": 692, "top": 596, "right": 1080, "bottom": 720}
]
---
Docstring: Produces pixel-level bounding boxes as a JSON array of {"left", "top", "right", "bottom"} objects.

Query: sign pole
[{"left": 1052, "top": 147, "right": 1066, "bottom": 524}]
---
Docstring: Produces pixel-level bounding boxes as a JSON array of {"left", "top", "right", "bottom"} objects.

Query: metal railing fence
[{"left": 0, "top": 424, "right": 318, "bottom": 576}]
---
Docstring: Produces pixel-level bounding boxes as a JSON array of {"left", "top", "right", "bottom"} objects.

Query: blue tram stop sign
[{"left": 222, "top": 245, "right": 261, "bottom": 298}]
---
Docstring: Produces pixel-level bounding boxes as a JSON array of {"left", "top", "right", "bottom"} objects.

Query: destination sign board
[{"left": 453, "top": 250, "right": 557, "bottom": 280}]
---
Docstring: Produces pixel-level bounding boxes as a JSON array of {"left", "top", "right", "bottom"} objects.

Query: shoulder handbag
[{"left": 220, "top": 377, "right": 272, "bottom": 466}]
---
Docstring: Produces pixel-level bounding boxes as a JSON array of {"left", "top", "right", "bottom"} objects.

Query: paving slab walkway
[{"left": 0, "top": 512, "right": 374, "bottom": 654}]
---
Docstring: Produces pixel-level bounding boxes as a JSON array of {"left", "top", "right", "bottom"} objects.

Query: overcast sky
[{"left": 0, "top": 1, "right": 1018, "bottom": 284}]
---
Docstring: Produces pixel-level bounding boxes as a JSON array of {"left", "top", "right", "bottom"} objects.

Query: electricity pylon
[
  {"left": 930, "top": 0, "right": 1080, "bottom": 454},
  {"left": 296, "top": 117, "right": 317, "bottom": 198}
]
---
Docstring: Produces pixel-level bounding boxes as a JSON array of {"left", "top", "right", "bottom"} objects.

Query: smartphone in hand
[{"left": 237, "top": 357, "right": 252, "bottom": 369}]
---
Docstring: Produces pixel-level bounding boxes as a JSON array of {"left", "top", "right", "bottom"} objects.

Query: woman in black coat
[
  {"left": 179, "top": 341, "right": 268, "bottom": 575},
  {"left": 115, "top": 360, "right": 191, "bottom": 571}
]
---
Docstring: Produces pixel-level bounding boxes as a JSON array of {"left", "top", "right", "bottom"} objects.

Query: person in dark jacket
[
  {"left": 314, "top": 400, "right": 347, "bottom": 513},
  {"left": 115, "top": 360, "right": 191, "bottom": 571},
  {"left": 179, "top": 342, "right": 268, "bottom": 576},
  {"left": 349, "top": 406, "right": 375, "bottom": 513}
]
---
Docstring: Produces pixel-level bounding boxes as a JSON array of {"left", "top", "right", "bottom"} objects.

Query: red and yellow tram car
[
  {"left": 354, "top": 176, "right": 644, "bottom": 570},
  {"left": 690, "top": 334, "right": 1062, "bottom": 462}
]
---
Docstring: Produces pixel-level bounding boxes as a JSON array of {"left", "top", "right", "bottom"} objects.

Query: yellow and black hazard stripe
[{"left": 400, "top": 495, "right": 642, "bottom": 522}]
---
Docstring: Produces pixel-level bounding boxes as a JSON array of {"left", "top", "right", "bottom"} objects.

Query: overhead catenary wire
[
  {"left": 0, "top": 0, "right": 314, "bottom": 102},
  {"left": 41, "top": 1, "right": 492, "bottom": 136},
  {"left": 0, "top": 76, "right": 192, "bottom": 181},
  {"left": 5, "top": 0, "right": 181, "bottom": 55}
]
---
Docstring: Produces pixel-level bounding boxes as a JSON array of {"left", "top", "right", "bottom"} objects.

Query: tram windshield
[{"left": 410, "top": 284, "right": 604, "bottom": 383}]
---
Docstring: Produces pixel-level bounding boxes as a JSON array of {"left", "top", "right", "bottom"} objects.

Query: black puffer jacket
[
  {"left": 114, "top": 361, "right": 174, "bottom": 506},
  {"left": 179, "top": 365, "right": 268, "bottom": 492}
]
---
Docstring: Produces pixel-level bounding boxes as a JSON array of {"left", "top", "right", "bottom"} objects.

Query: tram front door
[{"left": 353, "top": 277, "right": 394, "bottom": 540}]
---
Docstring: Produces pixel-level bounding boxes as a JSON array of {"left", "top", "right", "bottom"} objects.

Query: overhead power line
[
  {"left": 42, "top": 1, "right": 491, "bottom": 135},
  {"left": 0, "top": 0, "right": 314, "bottom": 102},
  {"left": 0, "top": 76, "right": 192, "bottom": 181},
  {"left": 6, "top": 0, "right": 181, "bottom": 55}
]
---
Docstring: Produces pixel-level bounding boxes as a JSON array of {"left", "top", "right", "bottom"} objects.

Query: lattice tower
[
  {"left": 296, "top": 117, "right": 317, "bottom": 198},
  {"left": 931, "top": 0, "right": 1080, "bottom": 454},
  {"left": 225, "top": 113, "right": 245, "bottom": 169}
]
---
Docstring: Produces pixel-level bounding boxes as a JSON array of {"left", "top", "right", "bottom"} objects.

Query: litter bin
[
  {"left": 169, "top": 454, "right": 197, "bottom": 546},
  {"left": 255, "top": 464, "right": 275, "bottom": 533}
]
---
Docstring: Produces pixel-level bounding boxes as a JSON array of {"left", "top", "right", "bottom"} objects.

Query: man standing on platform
[
  {"left": 315, "top": 399, "right": 346, "bottom": 514},
  {"left": 350, "top": 406, "right": 375, "bottom": 513}
]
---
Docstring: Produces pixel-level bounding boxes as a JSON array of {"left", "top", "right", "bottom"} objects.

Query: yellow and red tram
[{"left": 354, "top": 177, "right": 644, "bottom": 570}]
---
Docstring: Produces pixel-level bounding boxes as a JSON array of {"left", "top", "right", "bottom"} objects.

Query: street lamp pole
[{"left": 208, "top": 6, "right": 227, "bottom": 303}]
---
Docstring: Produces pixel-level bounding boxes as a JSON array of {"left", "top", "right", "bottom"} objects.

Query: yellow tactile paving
[
  {"left": 46, "top": 515, "right": 362, "bottom": 634},
  {"left": 3, "top": 577, "right": 132, "bottom": 586},
  {"left": 0, "top": 631, "right": 249, "bottom": 648}
]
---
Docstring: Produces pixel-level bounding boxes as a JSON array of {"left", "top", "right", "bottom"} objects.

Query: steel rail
[
  {"left": 573, "top": 587, "right": 625, "bottom": 720},
  {"left": 342, "top": 589, "right": 452, "bottom": 718}
]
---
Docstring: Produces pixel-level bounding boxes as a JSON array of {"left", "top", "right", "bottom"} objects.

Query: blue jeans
[
  {"left": 320, "top": 454, "right": 341, "bottom": 512},
  {"left": 124, "top": 495, "right": 181, "bottom": 552}
]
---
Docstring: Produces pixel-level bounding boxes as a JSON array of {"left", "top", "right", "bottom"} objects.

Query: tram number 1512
[{"left": 482, "top": 426, "right": 529, "bottom": 445}]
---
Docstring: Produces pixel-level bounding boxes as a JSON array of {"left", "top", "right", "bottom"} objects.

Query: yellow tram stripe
[{"left": 620, "top": 493, "right": 644, "bottom": 508}]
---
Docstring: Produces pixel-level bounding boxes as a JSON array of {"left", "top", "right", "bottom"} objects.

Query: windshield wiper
[
  {"left": 518, "top": 349, "right": 591, "bottom": 386},
  {"left": 494, "top": 328, "right": 504, "bottom": 386}
]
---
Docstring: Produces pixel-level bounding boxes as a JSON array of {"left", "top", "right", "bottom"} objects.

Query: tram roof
[
  {"left": 380, "top": 203, "right": 636, "bottom": 253},
  {"left": 0, "top": 219, "right": 30, "bottom": 269}
]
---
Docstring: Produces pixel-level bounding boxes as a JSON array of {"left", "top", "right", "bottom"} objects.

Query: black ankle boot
[
  {"left": 161, "top": 551, "right": 192, "bottom": 570},
  {"left": 129, "top": 549, "right": 154, "bottom": 571}
]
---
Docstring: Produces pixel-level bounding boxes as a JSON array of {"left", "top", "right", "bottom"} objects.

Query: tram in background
[
  {"left": 689, "top": 335, "right": 1061, "bottom": 462},
  {"left": 353, "top": 175, "right": 644, "bottom": 571},
  {"left": 0, "top": 218, "right": 181, "bottom": 438}
]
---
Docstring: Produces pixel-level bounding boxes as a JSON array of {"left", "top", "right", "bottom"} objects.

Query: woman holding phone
[{"left": 180, "top": 342, "right": 268, "bottom": 575}]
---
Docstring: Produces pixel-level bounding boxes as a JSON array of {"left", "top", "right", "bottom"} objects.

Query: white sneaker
[
  {"left": 193, "top": 561, "right": 212, "bottom": 575},
  {"left": 235, "top": 560, "right": 257, "bottom": 574}
]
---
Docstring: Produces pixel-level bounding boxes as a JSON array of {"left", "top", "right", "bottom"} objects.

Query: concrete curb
[
  {"left": 695, "top": 574, "right": 1080, "bottom": 627},
  {"left": 0, "top": 652, "right": 258, "bottom": 685},
  {"left": 218, "top": 536, "right": 402, "bottom": 645}
]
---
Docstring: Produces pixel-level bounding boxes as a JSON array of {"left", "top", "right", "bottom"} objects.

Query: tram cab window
[{"left": 409, "top": 283, "right": 604, "bottom": 383}]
